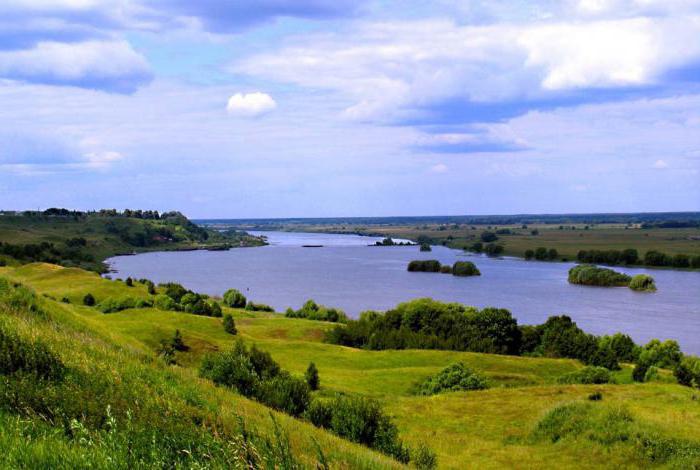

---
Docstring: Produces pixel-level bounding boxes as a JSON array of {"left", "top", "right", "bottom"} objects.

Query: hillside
[
  {"left": 1, "top": 262, "right": 699, "bottom": 468},
  {"left": 0, "top": 209, "right": 265, "bottom": 272}
]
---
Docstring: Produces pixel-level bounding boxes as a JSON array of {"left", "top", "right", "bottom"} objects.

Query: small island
[
  {"left": 407, "top": 260, "right": 480, "bottom": 276},
  {"left": 568, "top": 265, "right": 656, "bottom": 291}
]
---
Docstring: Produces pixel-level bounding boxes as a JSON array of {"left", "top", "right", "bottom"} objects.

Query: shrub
[
  {"left": 125, "top": 277, "right": 133, "bottom": 287},
  {"left": 223, "top": 314, "right": 237, "bottom": 335},
  {"left": 548, "top": 248, "right": 558, "bottom": 260},
  {"left": 567, "top": 265, "right": 631, "bottom": 287},
  {"left": 588, "top": 391, "right": 603, "bottom": 401},
  {"left": 171, "top": 329, "right": 187, "bottom": 351},
  {"left": 452, "top": 261, "right": 480, "bottom": 277},
  {"left": 407, "top": 260, "right": 441, "bottom": 272},
  {"left": 468, "top": 242, "right": 483, "bottom": 253},
  {"left": 305, "top": 362, "right": 320, "bottom": 390},
  {"left": 97, "top": 296, "right": 139, "bottom": 313},
  {"left": 629, "top": 274, "right": 656, "bottom": 292},
  {"left": 285, "top": 299, "right": 348, "bottom": 323},
  {"left": 223, "top": 289, "right": 246, "bottom": 308},
  {"left": 415, "top": 363, "right": 488, "bottom": 395},
  {"left": 598, "top": 333, "right": 639, "bottom": 363},
  {"left": 480, "top": 231, "right": 498, "bottom": 242},
  {"left": 419, "top": 243, "right": 431, "bottom": 252},
  {"left": 691, "top": 255, "right": 700, "bottom": 269},
  {"left": 439, "top": 265, "right": 452, "bottom": 274},
  {"left": 0, "top": 322, "right": 66, "bottom": 381},
  {"left": 524, "top": 249, "right": 534, "bottom": 260},
  {"left": 245, "top": 302, "right": 275, "bottom": 312},
  {"left": 675, "top": 356, "right": 700, "bottom": 388},
  {"left": 82, "top": 293, "right": 96, "bottom": 306},
  {"left": 154, "top": 294, "right": 177, "bottom": 311},
  {"left": 557, "top": 366, "right": 612, "bottom": 384},
  {"left": 256, "top": 373, "right": 310, "bottom": 416},
  {"left": 208, "top": 300, "right": 222, "bottom": 317},
  {"left": 484, "top": 243, "right": 503, "bottom": 256},
  {"left": 160, "top": 282, "right": 189, "bottom": 303},
  {"left": 412, "top": 444, "right": 438, "bottom": 470}
]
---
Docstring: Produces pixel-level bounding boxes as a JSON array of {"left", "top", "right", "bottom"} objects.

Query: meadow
[{"left": 2, "top": 261, "right": 699, "bottom": 468}]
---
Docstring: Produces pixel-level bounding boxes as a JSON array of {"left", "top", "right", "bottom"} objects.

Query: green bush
[
  {"left": 245, "top": 302, "right": 275, "bottom": 312},
  {"left": 415, "top": 363, "right": 488, "bottom": 395},
  {"left": 419, "top": 243, "right": 431, "bottom": 252},
  {"left": 97, "top": 296, "right": 141, "bottom": 313},
  {"left": 82, "top": 293, "right": 95, "bottom": 306},
  {"left": 567, "top": 264, "right": 631, "bottom": 287},
  {"left": 439, "top": 265, "right": 452, "bottom": 274},
  {"left": 407, "top": 260, "right": 442, "bottom": 272},
  {"left": 223, "top": 288, "right": 247, "bottom": 308},
  {"left": 223, "top": 314, "right": 237, "bottom": 335},
  {"left": 452, "top": 261, "right": 480, "bottom": 276},
  {"left": 629, "top": 274, "right": 656, "bottom": 292},
  {"left": 256, "top": 373, "right": 310, "bottom": 416},
  {"left": 675, "top": 356, "right": 700, "bottom": 388},
  {"left": 305, "top": 362, "right": 319, "bottom": 390},
  {"left": 159, "top": 282, "right": 189, "bottom": 303},
  {"left": 154, "top": 294, "right": 177, "bottom": 311},
  {"left": 412, "top": 443, "right": 438, "bottom": 470},
  {"left": 484, "top": 243, "right": 504, "bottom": 256},
  {"left": 285, "top": 299, "right": 348, "bottom": 323},
  {"left": 557, "top": 366, "right": 613, "bottom": 384},
  {"left": 524, "top": 249, "right": 534, "bottom": 260}
]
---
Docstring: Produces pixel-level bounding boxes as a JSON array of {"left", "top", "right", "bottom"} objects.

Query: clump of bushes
[
  {"left": 557, "top": 366, "right": 613, "bottom": 384},
  {"left": 223, "top": 314, "right": 237, "bottom": 335},
  {"left": 285, "top": 299, "right": 348, "bottom": 323},
  {"left": 223, "top": 288, "right": 247, "bottom": 308},
  {"left": 199, "top": 341, "right": 309, "bottom": 416},
  {"left": 525, "top": 247, "right": 558, "bottom": 260},
  {"left": 150, "top": 282, "right": 221, "bottom": 316},
  {"left": 452, "top": 261, "right": 480, "bottom": 276},
  {"left": 633, "top": 339, "right": 682, "bottom": 382},
  {"left": 419, "top": 243, "right": 431, "bottom": 252},
  {"left": 629, "top": 274, "right": 656, "bottom": 292},
  {"left": 407, "top": 260, "right": 441, "bottom": 272},
  {"left": 304, "top": 394, "right": 410, "bottom": 463},
  {"left": 675, "top": 356, "right": 700, "bottom": 388},
  {"left": 484, "top": 243, "right": 504, "bottom": 256},
  {"left": 245, "top": 302, "right": 275, "bottom": 312},
  {"left": 567, "top": 264, "right": 631, "bottom": 287},
  {"left": 82, "top": 293, "right": 96, "bottom": 306},
  {"left": 98, "top": 296, "right": 151, "bottom": 313},
  {"left": 305, "top": 362, "right": 320, "bottom": 390},
  {"left": 414, "top": 363, "right": 488, "bottom": 395}
]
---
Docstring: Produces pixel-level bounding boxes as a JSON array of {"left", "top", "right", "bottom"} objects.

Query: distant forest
[{"left": 197, "top": 212, "right": 700, "bottom": 228}]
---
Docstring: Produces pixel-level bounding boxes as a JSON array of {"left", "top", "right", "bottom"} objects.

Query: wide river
[{"left": 106, "top": 231, "right": 700, "bottom": 354}]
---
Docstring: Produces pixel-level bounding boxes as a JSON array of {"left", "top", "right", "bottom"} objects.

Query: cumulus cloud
[
  {"left": 235, "top": 13, "right": 700, "bottom": 121},
  {"left": 0, "top": 40, "right": 152, "bottom": 92},
  {"left": 430, "top": 163, "right": 448, "bottom": 173},
  {"left": 226, "top": 92, "right": 277, "bottom": 117},
  {"left": 653, "top": 159, "right": 669, "bottom": 168}
]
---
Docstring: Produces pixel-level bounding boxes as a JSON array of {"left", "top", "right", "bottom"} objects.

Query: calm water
[{"left": 106, "top": 231, "right": 700, "bottom": 354}]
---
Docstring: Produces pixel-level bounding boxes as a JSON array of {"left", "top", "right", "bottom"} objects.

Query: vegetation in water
[
  {"left": 629, "top": 274, "right": 656, "bottom": 291},
  {"left": 567, "top": 264, "right": 632, "bottom": 287}
]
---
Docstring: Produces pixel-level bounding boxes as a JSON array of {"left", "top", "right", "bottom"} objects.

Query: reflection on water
[{"left": 107, "top": 231, "right": 700, "bottom": 354}]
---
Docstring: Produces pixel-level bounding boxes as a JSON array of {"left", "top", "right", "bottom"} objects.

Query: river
[{"left": 106, "top": 230, "right": 700, "bottom": 354}]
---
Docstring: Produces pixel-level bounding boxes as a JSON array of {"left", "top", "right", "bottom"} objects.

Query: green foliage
[
  {"left": 578, "top": 249, "right": 639, "bottom": 265},
  {"left": 451, "top": 261, "right": 480, "bottom": 276},
  {"left": 82, "top": 293, "right": 95, "bottom": 306},
  {"left": 97, "top": 296, "right": 147, "bottom": 313},
  {"left": 223, "top": 314, "right": 237, "bottom": 335},
  {"left": 567, "top": 264, "right": 631, "bottom": 287},
  {"left": 675, "top": 356, "right": 700, "bottom": 388},
  {"left": 171, "top": 329, "right": 187, "bottom": 351},
  {"left": 245, "top": 301, "right": 275, "bottom": 312},
  {"left": 305, "top": 362, "right": 320, "bottom": 390},
  {"left": 484, "top": 243, "right": 504, "bottom": 256},
  {"left": 160, "top": 282, "right": 188, "bottom": 303},
  {"left": 629, "top": 274, "right": 656, "bottom": 291},
  {"left": 326, "top": 298, "right": 522, "bottom": 355},
  {"left": 480, "top": 231, "right": 498, "bottom": 242},
  {"left": 524, "top": 249, "right": 534, "bottom": 260},
  {"left": 633, "top": 339, "right": 683, "bottom": 382},
  {"left": 305, "top": 395, "right": 410, "bottom": 463},
  {"left": 285, "top": 299, "right": 348, "bottom": 323},
  {"left": 153, "top": 294, "right": 177, "bottom": 311},
  {"left": 419, "top": 243, "right": 432, "bottom": 252},
  {"left": 415, "top": 363, "right": 489, "bottom": 395},
  {"left": 412, "top": 443, "right": 438, "bottom": 470},
  {"left": 557, "top": 366, "right": 613, "bottom": 384},
  {"left": 199, "top": 341, "right": 309, "bottom": 417},
  {"left": 125, "top": 277, "right": 133, "bottom": 287},
  {"left": 439, "top": 265, "right": 452, "bottom": 274},
  {"left": 407, "top": 260, "right": 442, "bottom": 272},
  {"left": 598, "top": 333, "right": 639, "bottom": 362},
  {"left": 223, "top": 288, "right": 247, "bottom": 308}
]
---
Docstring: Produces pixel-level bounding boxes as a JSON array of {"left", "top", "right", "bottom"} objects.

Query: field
[
  {"left": 2, "top": 261, "right": 699, "bottom": 468},
  {"left": 245, "top": 221, "right": 700, "bottom": 263}
]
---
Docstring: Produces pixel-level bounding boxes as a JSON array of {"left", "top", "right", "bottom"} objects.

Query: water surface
[{"left": 107, "top": 231, "right": 700, "bottom": 354}]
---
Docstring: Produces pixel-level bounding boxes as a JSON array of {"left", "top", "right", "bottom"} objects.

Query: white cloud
[
  {"left": 430, "top": 163, "right": 449, "bottom": 173},
  {"left": 235, "top": 14, "right": 700, "bottom": 121},
  {"left": 0, "top": 40, "right": 151, "bottom": 92},
  {"left": 653, "top": 159, "right": 669, "bottom": 168},
  {"left": 226, "top": 92, "right": 277, "bottom": 117}
]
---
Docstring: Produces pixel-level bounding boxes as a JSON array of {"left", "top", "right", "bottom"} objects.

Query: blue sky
[{"left": 0, "top": 0, "right": 698, "bottom": 218}]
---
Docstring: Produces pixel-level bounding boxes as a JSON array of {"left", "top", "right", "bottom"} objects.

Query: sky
[{"left": 0, "top": 0, "right": 699, "bottom": 218}]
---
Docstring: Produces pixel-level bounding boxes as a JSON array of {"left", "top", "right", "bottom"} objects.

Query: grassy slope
[
  {"left": 0, "top": 214, "right": 264, "bottom": 271},
  {"left": 2, "top": 262, "right": 699, "bottom": 469},
  {"left": 268, "top": 222, "right": 700, "bottom": 261}
]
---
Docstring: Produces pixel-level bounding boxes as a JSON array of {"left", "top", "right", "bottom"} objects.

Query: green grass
[{"left": 2, "top": 262, "right": 700, "bottom": 468}]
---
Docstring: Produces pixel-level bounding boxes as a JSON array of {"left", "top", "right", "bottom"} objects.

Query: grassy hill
[
  {"left": 2, "top": 262, "right": 699, "bottom": 468},
  {"left": 0, "top": 210, "right": 265, "bottom": 272}
]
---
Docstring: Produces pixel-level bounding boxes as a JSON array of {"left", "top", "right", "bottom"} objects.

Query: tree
[
  {"left": 547, "top": 248, "right": 558, "bottom": 260},
  {"left": 82, "top": 293, "right": 96, "bottom": 306},
  {"left": 480, "top": 231, "right": 498, "bottom": 242},
  {"left": 223, "top": 288, "right": 247, "bottom": 308},
  {"left": 524, "top": 249, "right": 534, "bottom": 260},
  {"left": 305, "top": 362, "right": 320, "bottom": 390},
  {"left": 452, "top": 261, "right": 480, "bottom": 277},
  {"left": 125, "top": 277, "right": 133, "bottom": 287},
  {"left": 171, "top": 329, "right": 187, "bottom": 351},
  {"left": 223, "top": 314, "right": 237, "bottom": 335}
]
